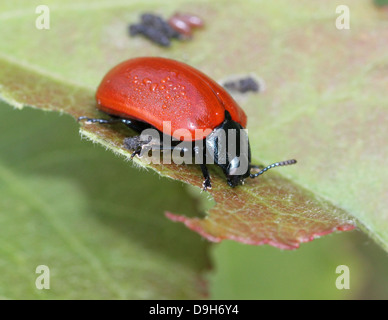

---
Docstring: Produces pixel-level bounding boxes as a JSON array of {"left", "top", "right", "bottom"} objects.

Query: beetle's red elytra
[
  {"left": 95, "top": 57, "right": 246, "bottom": 141},
  {"left": 79, "top": 57, "right": 296, "bottom": 190}
]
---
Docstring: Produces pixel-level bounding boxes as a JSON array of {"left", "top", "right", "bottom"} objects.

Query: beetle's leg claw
[
  {"left": 202, "top": 178, "right": 212, "bottom": 191},
  {"left": 124, "top": 136, "right": 144, "bottom": 159},
  {"left": 130, "top": 148, "right": 142, "bottom": 159}
]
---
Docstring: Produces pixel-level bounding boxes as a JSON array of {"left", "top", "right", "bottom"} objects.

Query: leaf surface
[
  {"left": 3, "top": 0, "right": 387, "bottom": 251},
  {"left": 0, "top": 104, "right": 209, "bottom": 299}
]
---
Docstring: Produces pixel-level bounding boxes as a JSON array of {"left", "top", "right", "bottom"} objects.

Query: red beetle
[{"left": 79, "top": 57, "right": 296, "bottom": 190}]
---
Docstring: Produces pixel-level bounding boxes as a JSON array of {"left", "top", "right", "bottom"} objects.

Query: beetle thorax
[{"left": 204, "top": 111, "right": 251, "bottom": 187}]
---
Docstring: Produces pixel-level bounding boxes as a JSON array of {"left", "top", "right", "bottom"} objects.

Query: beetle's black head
[
  {"left": 226, "top": 156, "right": 251, "bottom": 187},
  {"left": 205, "top": 111, "right": 251, "bottom": 187}
]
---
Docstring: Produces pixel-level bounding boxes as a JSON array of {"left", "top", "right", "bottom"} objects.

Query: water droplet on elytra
[{"left": 143, "top": 78, "right": 152, "bottom": 85}]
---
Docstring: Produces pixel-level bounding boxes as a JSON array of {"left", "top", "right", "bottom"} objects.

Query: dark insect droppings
[
  {"left": 167, "top": 13, "right": 204, "bottom": 38},
  {"left": 129, "top": 13, "right": 183, "bottom": 47},
  {"left": 223, "top": 77, "right": 260, "bottom": 94}
]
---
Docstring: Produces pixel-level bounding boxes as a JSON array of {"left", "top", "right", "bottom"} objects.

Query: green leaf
[
  {"left": 374, "top": 0, "right": 388, "bottom": 8},
  {"left": 166, "top": 178, "right": 354, "bottom": 249},
  {"left": 0, "top": 104, "right": 209, "bottom": 299},
  {"left": 1, "top": 0, "right": 386, "bottom": 255}
]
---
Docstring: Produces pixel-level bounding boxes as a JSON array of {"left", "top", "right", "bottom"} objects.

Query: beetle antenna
[{"left": 250, "top": 159, "right": 297, "bottom": 179}]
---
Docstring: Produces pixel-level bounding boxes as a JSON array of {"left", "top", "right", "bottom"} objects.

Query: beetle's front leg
[{"left": 199, "top": 164, "right": 212, "bottom": 191}]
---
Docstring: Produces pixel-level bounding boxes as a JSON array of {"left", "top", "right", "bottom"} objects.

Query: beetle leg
[
  {"left": 78, "top": 116, "right": 133, "bottom": 125},
  {"left": 200, "top": 164, "right": 212, "bottom": 191},
  {"left": 124, "top": 135, "right": 153, "bottom": 158},
  {"left": 130, "top": 147, "right": 142, "bottom": 159}
]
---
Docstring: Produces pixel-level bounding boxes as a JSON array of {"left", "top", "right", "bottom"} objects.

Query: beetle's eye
[{"left": 228, "top": 157, "right": 240, "bottom": 176}]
